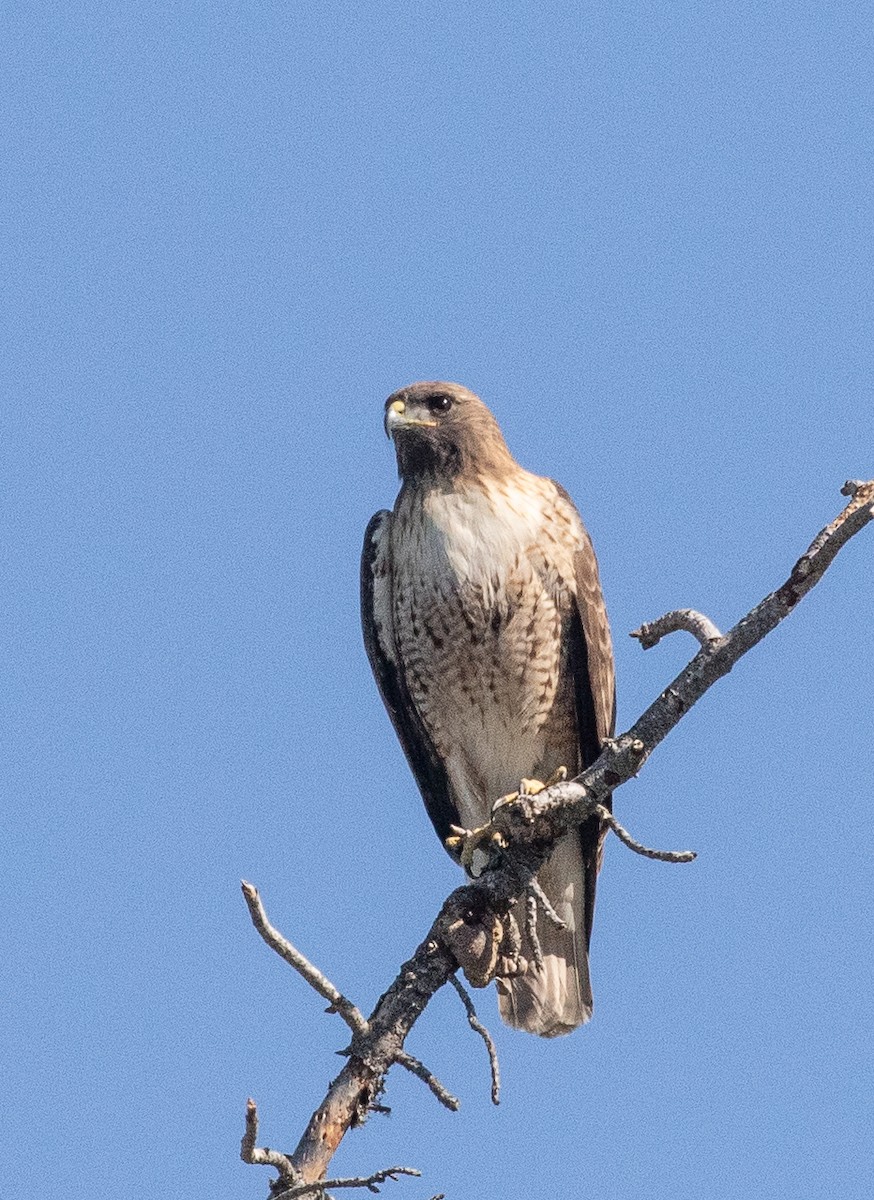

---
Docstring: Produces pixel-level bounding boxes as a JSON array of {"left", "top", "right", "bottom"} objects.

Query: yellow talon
[
  {"left": 445, "top": 822, "right": 506, "bottom": 872},
  {"left": 520, "top": 766, "right": 568, "bottom": 796}
]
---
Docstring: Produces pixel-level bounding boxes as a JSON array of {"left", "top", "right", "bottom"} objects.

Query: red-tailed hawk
[{"left": 361, "top": 382, "right": 615, "bottom": 1036}]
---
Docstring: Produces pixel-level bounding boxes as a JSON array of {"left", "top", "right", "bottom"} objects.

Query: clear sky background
[{"left": 2, "top": 4, "right": 873, "bottom": 1199}]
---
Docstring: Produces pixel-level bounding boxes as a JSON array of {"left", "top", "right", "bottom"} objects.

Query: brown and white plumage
[{"left": 361, "top": 382, "right": 615, "bottom": 1036}]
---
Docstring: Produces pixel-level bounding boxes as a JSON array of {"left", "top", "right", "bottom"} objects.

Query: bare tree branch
[
  {"left": 285, "top": 929, "right": 459, "bottom": 1184},
  {"left": 448, "top": 975, "right": 500, "bottom": 1105},
  {"left": 241, "top": 480, "right": 873, "bottom": 1197},
  {"left": 241, "top": 1099, "right": 298, "bottom": 1183},
  {"left": 393, "top": 1050, "right": 459, "bottom": 1111},
  {"left": 242, "top": 880, "right": 369, "bottom": 1038},
  {"left": 276, "top": 1166, "right": 421, "bottom": 1197},
  {"left": 630, "top": 608, "right": 723, "bottom": 649},
  {"left": 594, "top": 803, "right": 697, "bottom": 863}
]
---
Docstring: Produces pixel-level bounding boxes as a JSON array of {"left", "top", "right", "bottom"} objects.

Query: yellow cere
[{"left": 389, "top": 399, "right": 406, "bottom": 414}]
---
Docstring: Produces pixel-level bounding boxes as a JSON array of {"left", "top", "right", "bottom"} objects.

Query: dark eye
[{"left": 427, "top": 394, "right": 453, "bottom": 414}]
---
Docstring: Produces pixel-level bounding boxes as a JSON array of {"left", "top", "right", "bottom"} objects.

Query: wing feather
[
  {"left": 573, "top": 532, "right": 616, "bottom": 746},
  {"left": 360, "top": 511, "right": 460, "bottom": 848},
  {"left": 552, "top": 485, "right": 616, "bottom": 950}
]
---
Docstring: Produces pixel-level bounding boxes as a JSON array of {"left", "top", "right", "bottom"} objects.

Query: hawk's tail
[{"left": 495, "top": 833, "right": 593, "bottom": 1037}]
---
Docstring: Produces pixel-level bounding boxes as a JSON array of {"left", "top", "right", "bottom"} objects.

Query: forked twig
[
  {"left": 276, "top": 1166, "right": 421, "bottom": 1197},
  {"left": 241, "top": 1098, "right": 298, "bottom": 1182}
]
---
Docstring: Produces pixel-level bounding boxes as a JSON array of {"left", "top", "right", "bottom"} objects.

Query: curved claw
[
  {"left": 445, "top": 822, "right": 507, "bottom": 871},
  {"left": 491, "top": 790, "right": 519, "bottom": 814}
]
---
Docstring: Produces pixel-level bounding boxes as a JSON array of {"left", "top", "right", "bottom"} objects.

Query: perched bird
[{"left": 361, "top": 382, "right": 615, "bottom": 1036}]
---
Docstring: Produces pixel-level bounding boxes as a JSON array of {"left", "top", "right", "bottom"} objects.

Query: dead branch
[
  {"left": 448, "top": 975, "right": 500, "bottom": 1105},
  {"left": 242, "top": 480, "right": 873, "bottom": 1197},
  {"left": 242, "top": 881, "right": 369, "bottom": 1037},
  {"left": 276, "top": 1166, "right": 421, "bottom": 1198},
  {"left": 241, "top": 1099, "right": 298, "bottom": 1183},
  {"left": 593, "top": 803, "right": 697, "bottom": 863},
  {"left": 630, "top": 608, "right": 723, "bottom": 649},
  {"left": 393, "top": 1050, "right": 459, "bottom": 1111}
]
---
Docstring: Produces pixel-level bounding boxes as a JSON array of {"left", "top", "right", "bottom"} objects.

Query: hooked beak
[{"left": 384, "top": 398, "right": 438, "bottom": 438}]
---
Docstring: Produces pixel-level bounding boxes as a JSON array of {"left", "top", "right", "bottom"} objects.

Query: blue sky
[{"left": 2, "top": 4, "right": 873, "bottom": 1199}]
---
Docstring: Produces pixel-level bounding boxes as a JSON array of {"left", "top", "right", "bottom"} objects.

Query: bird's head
[{"left": 384, "top": 381, "right": 515, "bottom": 482}]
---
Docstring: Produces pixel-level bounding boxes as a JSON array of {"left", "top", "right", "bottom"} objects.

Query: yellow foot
[
  {"left": 446, "top": 770, "right": 569, "bottom": 869},
  {"left": 491, "top": 766, "right": 568, "bottom": 816},
  {"left": 445, "top": 822, "right": 507, "bottom": 872},
  {"left": 519, "top": 765, "right": 568, "bottom": 796}
]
